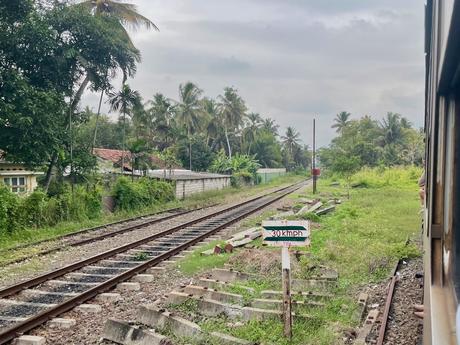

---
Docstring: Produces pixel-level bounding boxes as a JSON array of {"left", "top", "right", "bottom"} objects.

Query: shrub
[
  {"left": 20, "top": 189, "right": 48, "bottom": 228},
  {"left": 0, "top": 184, "right": 21, "bottom": 234},
  {"left": 83, "top": 186, "right": 103, "bottom": 219},
  {"left": 0, "top": 183, "right": 104, "bottom": 232},
  {"left": 112, "top": 177, "right": 174, "bottom": 211},
  {"left": 210, "top": 151, "right": 261, "bottom": 186}
]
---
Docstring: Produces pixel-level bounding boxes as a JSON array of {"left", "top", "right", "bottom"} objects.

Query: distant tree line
[
  {"left": 319, "top": 111, "right": 424, "bottom": 175},
  {"left": 79, "top": 82, "right": 312, "bottom": 176},
  {"left": 0, "top": 1, "right": 310, "bottom": 192}
]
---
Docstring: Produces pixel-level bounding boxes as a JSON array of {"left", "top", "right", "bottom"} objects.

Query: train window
[{"left": 443, "top": 97, "right": 455, "bottom": 284}]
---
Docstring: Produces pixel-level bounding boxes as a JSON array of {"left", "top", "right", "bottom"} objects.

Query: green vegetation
[
  {"left": 310, "top": 167, "right": 422, "bottom": 286},
  {"left": 133, "top": 252, "right": 149, "bottom": 261},
  {"left": 177, "top": 241, "right": 231, "bottom": 276},
  {"left": 0, "top": 178, "right": 174, "bottom": 257},
  {"left": 0, "top": 184, "right": 103, "bottom": 234},
  {"left": 320, "top": 112, "right": 424, "bottom": 174},
  {"left": 175, "top": 167, "right": 421, "bottom": 344},
  {"left": 0, "top": 0, "right": 311, "bottom": 185},
  {"left": 0, "top": 3, "right": 424, "bottom": 342},
  {"left": 112, "top": 177, "right": 174, "bottom": 211},
  {"left": 0, "top": 177, "right": 173, "bottom": 235},
  {"left": 0, "top": 174, "right": 304, "bottom": 261},
  {"left": 210, "top": 151, "right": 261, "bottom": 186}
]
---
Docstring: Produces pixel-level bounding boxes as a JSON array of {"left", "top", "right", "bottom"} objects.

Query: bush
[
  {"left": 112, "top": 177, "right": 174, "bottom": 211},
  {"left": 0, "top": 176, "right": 175, "bottom": 236},
  {"left": 0, "top": 184, "right": 21, "bottom": 234},
  {"left": 83, "top": 186, "right": 103, "bottom": 219},
  {"left": 0, "top": 183, "right": 104, "bottom": 234},
  {"left": 210, "top": 151, "right": 261, "bottom": 186},
  {"left": 20, "top": 189, "right": 48, "bottom": 228}
]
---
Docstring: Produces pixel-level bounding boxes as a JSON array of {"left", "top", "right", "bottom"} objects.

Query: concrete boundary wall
[
  {"left": 256, "top": 168, "right": 286, "bottom": 184},
  {"left": 175, "top": 177, "right": 230, "bottom": 199}
]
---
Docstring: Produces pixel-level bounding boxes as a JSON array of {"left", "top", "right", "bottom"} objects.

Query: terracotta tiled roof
[
  {"left": 93, "top": 148, "right": 181, "bottom": 170},
  {"left": 93, "top": 148, "right": 129, "bottom": 163}
]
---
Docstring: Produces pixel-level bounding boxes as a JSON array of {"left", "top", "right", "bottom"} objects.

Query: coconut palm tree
[
  {"left": 331, "top": 111, "right": 351, "bottom": 134},
  {"left": 218, "top": 87, "right": 247, "bottom": 158},
  {"left": 146, "top": 93, "right": 176, "bottom": 149},
  {"left": 243, "top": 113, "right": 262, "bottom": 154},
  {"left": 76, "top": 0, "right": 158, "bottom": 151},
  {"left": 380, "top": 112, "right": 403, "bottom": 146},
  {"left": 282, "top": 126, "right": 301, "bottom": 155},
  {"left": 262, "top": 118, "right": 280, "bottom": 136},
  {"left": 176, "top": 82, "right": 204, "bottom": 170},
  {"left": 201, "top": 98, "right": 221, "bottom": 146},
  {"left": 78, "top": 0, "right": 158, "bottom": 42},
  {"left": 74, "top": 0, "right": 156, "bottom": 107},
  {"left": 400, "top": 116, "right": 412, "bottom": 129},
  {"left": 108, "top": 84, "right": 141, "bottom": 172}
]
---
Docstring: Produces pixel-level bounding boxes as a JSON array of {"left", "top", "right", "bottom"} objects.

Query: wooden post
[{"left": 282, "top": 246, "right": 292, "bottom": 338}]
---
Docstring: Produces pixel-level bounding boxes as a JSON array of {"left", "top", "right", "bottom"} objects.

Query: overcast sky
[{"left": 83, "top": 0, "right": 425, "bottom": 147}]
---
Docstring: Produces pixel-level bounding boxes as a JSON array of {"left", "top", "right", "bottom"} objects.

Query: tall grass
[{"left": 333, "top": 166, "right": 422, "bottom": 188}]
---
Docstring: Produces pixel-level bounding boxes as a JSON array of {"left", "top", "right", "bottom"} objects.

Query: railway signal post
[{"left": 262, "top": 220, "right": 311, "bottom": 338}]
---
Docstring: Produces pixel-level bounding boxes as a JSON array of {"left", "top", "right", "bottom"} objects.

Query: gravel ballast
[{"left": 26, "top": 183, "right": 307, "bottom": 344}]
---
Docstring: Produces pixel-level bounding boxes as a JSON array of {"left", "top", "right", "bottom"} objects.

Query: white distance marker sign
[{"left": 262, "top": 220, "right": 310, "bottom": 247}]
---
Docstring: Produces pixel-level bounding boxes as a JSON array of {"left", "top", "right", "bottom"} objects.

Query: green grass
[
  {"left": 200, "top": 317, "right": 339, "bottom": 345},
  {"left": 308, "top": 177, "right": 421, "bottom": 288},
  {"left": 173, "top": 167, "right": 422, "bottom": 345},
  {"left": 176, "top": 240, "right": 232, "bottom": 276}
]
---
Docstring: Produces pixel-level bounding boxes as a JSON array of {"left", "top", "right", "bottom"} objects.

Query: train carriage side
[{"left": 424, "top": 1, "right": 460, "bottom": 344}]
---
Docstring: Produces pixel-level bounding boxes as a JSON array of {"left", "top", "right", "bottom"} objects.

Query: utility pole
[
  {"left": 312, "top": 118, "right": 317, "bottom": 194},
  {"left": 69, "top": 102, "right": 74, "bottom": 194}
]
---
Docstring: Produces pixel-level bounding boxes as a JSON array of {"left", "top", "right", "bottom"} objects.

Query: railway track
[
  {"left": 0, "top": 206, "right": 183, "bottom": 254},
  {"left": 376, "top": 260, "right": 399, "bottom": 345},
  {"left": 0, "top": 206, "right": 212, "bottom": 266},
  {"left": 0, "top": 180, "right": 305, "bottom": 344}
]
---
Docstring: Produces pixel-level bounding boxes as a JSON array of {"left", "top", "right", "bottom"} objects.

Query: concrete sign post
[
  {"left": 262, "top": 220, "right": 310, "bottom": 338},
  {"left": 281, "top": 246, "right": 292, "bottom": 337}
]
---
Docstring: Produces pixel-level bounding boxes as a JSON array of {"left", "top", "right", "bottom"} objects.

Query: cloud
[{"left": 82, "top": 0, "right": 424, "bottom": 147}]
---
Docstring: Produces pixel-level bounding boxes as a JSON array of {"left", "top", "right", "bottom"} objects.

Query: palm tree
[
  {"left": 202, "top": 98, "right": 221, "bottom": 146},
  {"left": 262, "top": 118, "right": 280, "bottom": 136},
  {"left": 108, "top": 84, "right": 141, "bottom": 172},
  {"left": 331, "top": 111, "right": 351, "bottom": 134},
  {"left": 78, "top": 0, "right": 158, "bottom": 43},
  {"left": 282, "top": 126, "right": 301, "bottom": 155},
  {"left": 243, "top": 113, "right": 262, "bottom": 154},
  {"left": 146, "top": 93, "right": 175, "bottom": 149},
  {"left": 400, "top": 116, "right": 412, "bottom": 129},
  {"left": 78, "top": 0, "right": 158, "bottom": 151},
  {"left": 74, "top": 0, "right": 157, "bottom": 108},
  {"left": 176, "top": 82, "right": 204, "bottom": 170},
  {"left": 380, "top": 112, "right": 403, "bottom": 146},
  {"left": 218, "top": 87, "right": 247, "bottom": 158}
]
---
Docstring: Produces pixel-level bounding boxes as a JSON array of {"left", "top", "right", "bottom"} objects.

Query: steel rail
[
  {"left": 0, "top": 207, "right": 183, "bottom": 255},
  {"left": 0, "top": 181, "right": 302, "bottom": 298},
  {"left": 0, "top": 181, "right": 305, "bottom": 344},
  {"left": 1, "top": 206, "right": 214, "bottom": 267},
  {"left": 376, "top": 260, "right": 400, "bottom": 345}
]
